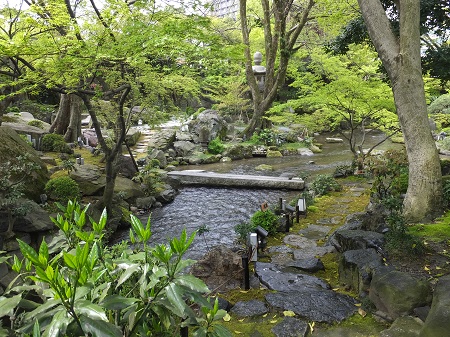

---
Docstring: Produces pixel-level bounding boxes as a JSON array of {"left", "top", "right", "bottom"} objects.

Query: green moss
[
  {"left": 408, "top": 221, "right": 450, "bottom": 242},
  {"left": 314, "top": 252, "right": 340, "bottom": 289}
]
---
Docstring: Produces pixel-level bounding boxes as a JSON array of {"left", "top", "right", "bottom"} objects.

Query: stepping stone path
[{"left": 230, "top": 184, "right": 374, "bottom": 336}]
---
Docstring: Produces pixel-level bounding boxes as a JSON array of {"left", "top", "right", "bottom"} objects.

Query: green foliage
[
  {"left": 428, "top": 93, "right": 450, "bottom": 114},
  {"left": 61, "top": 159, "right": 76, "bottom": 173},
  {"left": 365, "top": 149, "right": 409, "bottom": 206},
  {"left": 443, "top": 178, "right": 450, "bottom": 208},
  {"left": 234, "top": 222, "right": 256, "bottom": 244},
  {"left": 0, "top": 200, "right": 230, "bottom": 337},
  {"left": 208, "top": 137, "right": 225, "bottom": 154},
  {"left": 250, "top": 210, "right": 279, "bottom": 235},
  {"left": 385, "top": 213, "right": 425, "bottom": 257},
  {"left": 133, "top": 164, "right": 165, "bottom": 196},
  {"left": 310, "top": 174, "right": 342, "bottom": 196},
  {"left": 41, "top": 134, "right": 71, "bottom": 153},
  {"left": 45, "top": 176, "right": 80, "bottom": 203},
  {"left": 0, "top": 154, "right": 40, "bottom": 233},
  {"left": 27, "top": 119, "right": 44, "bottom": 129}
]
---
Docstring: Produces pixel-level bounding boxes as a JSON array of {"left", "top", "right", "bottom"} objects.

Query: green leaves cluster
[{"left": 0, "top": 200, "right": 231, "bottom": 337}]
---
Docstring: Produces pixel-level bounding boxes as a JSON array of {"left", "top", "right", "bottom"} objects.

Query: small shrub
[
  {"left": 443, "top": 177, "right": 450, "bottom": 208},
  {"left": 28, "top": 119, "right": 44, "bottom": 129},
  {"left": 310, "top": 174, "right": 342, "bottom": 196},
  {"left": 385, "top": 213, "right": 425, "bottom": 257},
  {"left": 41, "top": 133, "right": 72, "bottom": 153},
  {"left": 45, "top": 176, "right": 80, "bottom": 202},
  {"left": 234, "top": 222, "right": 256, "bottom": 244},
  {"left": 365, "top": 149, "right": 408, "bottom": 203},
  {"left": 428, "top": 93, "right": 450, "bottom": 114},
  {"left": 250, "top": 209, "right": 279, "bottom": 235},
  {"left": 439, "top": 137, "right": 450, "bottom": 151},
  {"left": 208, "top": 137, "right": 225, "bottom": 154}
]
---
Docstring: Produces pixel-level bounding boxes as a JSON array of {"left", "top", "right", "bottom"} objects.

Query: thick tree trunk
[
  {"left": 50, "top": 94, "right": 71, "bottom": 134},
  {"left": 64, "top": 95, "right": 82, "bottom": 142},
  {"left": 358, "top": 0, "right": 443, "bottom": 221}
]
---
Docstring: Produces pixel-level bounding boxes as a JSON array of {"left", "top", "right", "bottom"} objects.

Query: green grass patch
[{"left": 408, "top": 221, "right": 450, "bottom": 242}]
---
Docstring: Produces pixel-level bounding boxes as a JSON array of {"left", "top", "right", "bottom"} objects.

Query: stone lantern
[{"left": 252, "top": 51, "right": 266, "bottom": 92}]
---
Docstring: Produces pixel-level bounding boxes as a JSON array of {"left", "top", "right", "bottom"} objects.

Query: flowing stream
[{"left": 114, "top": 131, "right": 401, "bottom": 259}]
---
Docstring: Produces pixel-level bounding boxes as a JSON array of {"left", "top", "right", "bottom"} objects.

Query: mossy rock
[
  {"left": 266, "top": 150, "right": 283, "bottom": 157},
  {"left": 0, "top": 126, "right": 49, "bottom": 202}
]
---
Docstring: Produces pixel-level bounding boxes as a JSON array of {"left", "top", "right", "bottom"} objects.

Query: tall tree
[
  {"left": 239, "top": 0, "right": 316, "bottom": 137},
  {"left": 357, "top": 0, "right": 442, "bottom": 221}
]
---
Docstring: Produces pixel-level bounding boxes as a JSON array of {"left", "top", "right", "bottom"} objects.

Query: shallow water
[{"left": 113, "top": 131, "right": 401, "bottom": 259}]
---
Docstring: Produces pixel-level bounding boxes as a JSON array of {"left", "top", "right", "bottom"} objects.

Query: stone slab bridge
[{"left": 167, "top": 170, "right": 305, "bottom": 190}]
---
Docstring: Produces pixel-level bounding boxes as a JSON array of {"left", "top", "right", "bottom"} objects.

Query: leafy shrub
[
  {"left": 385, "top": 212, "right": 424, "bottom": 257},
  {"left": 41, "top": 133, "right": 72, "bottom": 153},
  {"left": 365, "top": 149, "right": 408, "bottom": 204},
  {"left": 45, "top": 176, "right": 80, "bottom": 202},
  {"left": 0, "top": 200, "right": 230, "bottom": 336},
  {"left": 133, "top": 163, "right": 165, "bottom": 195},
  {"left": 250, "top": 209, "right": 279, "bottom": 235},
  {"left": 208, "top": 137, "right": 225, "bottom": 154},
  {"left": 428, "top": 93, "right": 450, "bottom": 114},
  {"left": 258, "top": 129, "right": 279, "bottom": 146},
  {"left": 443, "top": 177, "right": 450, "bottom": 208},
  {"left": 234, "top": 222, "right": 256, "bottom": 244},
  {"left": 439, "top": 137, "right": 450, "bottom": 151},
  {"left": 310, "top": 174, "right": 342, "bottom": 196},
  {"left": 27, "top": 119, "right": 44, "bottom": 129}
]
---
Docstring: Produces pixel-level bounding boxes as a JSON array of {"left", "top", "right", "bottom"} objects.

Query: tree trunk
[
  {"left": 358, "top": 0, "right": 443, "bottom": 222},
  {"left": 50, "top": 94, "right": 71, "bottom": 134},
  {"left": 64, "top": 95, "right": 82, "bottom": 142}
]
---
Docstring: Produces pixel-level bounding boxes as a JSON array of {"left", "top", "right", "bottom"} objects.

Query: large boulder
[
  {"left": 381, "top": 316, "right": 423, "bottom": 337},
  {"left": 146, "top": 129, "right": 176, "bottom": 150},
  {"left": 69, "top": 164, "right": 105, "bottom": 195},
  {"left": 339, "top": 248, "right": 384, "bottom": 295},
  {"left": 419, "top": 274, "right": 450, "bottom": 337},
  {"left": 114, "top": 176, "right": 145, "bottom": 202},
  {"left": 222, "top": 144, "right": 254, "bottom": 160},
  {"left": 188, "top": 110, "right": 228, "bottom": 144},
  {"left": 0, "top": 126, "right": 49, "bottom": 202},
  {"left": 11, "top": 199, "right": 54, "bottom": 232},
  {"left": 173, "top": 141, "right": 197, "bottom": 157},
  {"left": 369, "top": 268, "right": 432, "bottom": 319},
  {"left": 332, "top": 229, "right": 385, "bottom": 253},
  {"left": 190, "top": 245, "right": 243, "bottom": 292},
  {"left": 118, "top": 155, "right": 138, "bottom": 179}
]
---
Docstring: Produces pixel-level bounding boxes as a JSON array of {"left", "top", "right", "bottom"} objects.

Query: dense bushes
[
  {"left": 45, "top": 176, "right": 80, "bottom": 202},
  {"left": 310, "top": 174, "right": 342, "bottom": 196},
  {"left": 41, "top": 133, "right": 72, "bottom": 153},
  {"left": 208, "top": 137, "right": 225, "bottom": 154}
]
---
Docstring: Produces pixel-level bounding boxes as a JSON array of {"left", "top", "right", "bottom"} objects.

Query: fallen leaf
[
  {"left": 240, "top": 290, "right": 248, "bottom": 293},
  {"left": 270, "top": 320, "right": 278, "bottom": 324},
  {"left": 262, "top": 313, "right": 268, "bottom": 317},
  {"left": 283, "top": 310, "right": 295, "bottom": 317},
  {"left": 223, "top": 313, "right": 231, "bottom": 322},
  {"left": 332, "top": 288, "right": 340, "bottom": 291},
  {"left": 238, "top": 319, "right": 245, "bottom": 322},
  {"left": 354, "top": 303, "right": 362, "bottom": 307},
  {"left": 436, "top": 266, "right": 442, "bottom": 270},
  {"left": 358, "top": 308, "right": 367, "bottom": 317},
  {"left": 234, "top": 331, "right": 242, "bottom": 334},
  {"left": 308, "top": 322, "right": 315, "bottom": 333},
  {"left": 424, "top": 266, "right": 430, "bottom": 271}
]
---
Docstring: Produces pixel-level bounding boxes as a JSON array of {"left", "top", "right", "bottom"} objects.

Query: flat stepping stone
[
  {"left": 293, "top": 246, "right": 336, "bottom": 259},
  {"left": 287, "top": 257, "right": 325, "bottom": 272},
  {"left": 255, "top": 262, "right": 329, "bottom": 292},
  {"left": 272, "top": 317, "right": 308, "bottom": 337},
  {"left": 271, "top": 253, "right": 294, "bottom": 265},
  {"left": 230, "top": 299, "right": 268, "bottom": 318},
  {"left": 268, "top": 245, "right": 294, "bottom": 254},
  {"left": 265, "top": 290, "right": 357, "bottom": 323},
  {"left": 316, "top": 216, "right": 343, "bottom": 225},
  {"left": 298, "top": 224, "right": 331, "bottom": 240},
  {"left": 283, "top": 235, "right": 317, "bottom": 249}
]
